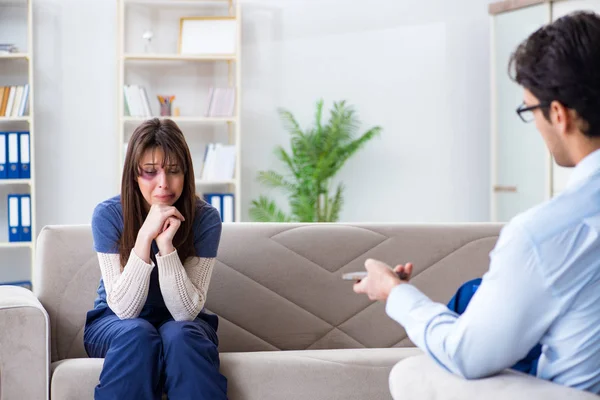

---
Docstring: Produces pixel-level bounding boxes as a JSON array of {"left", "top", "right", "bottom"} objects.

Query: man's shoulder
[{"left": 513, "top": 186, "right": 600, "bottom": 244}]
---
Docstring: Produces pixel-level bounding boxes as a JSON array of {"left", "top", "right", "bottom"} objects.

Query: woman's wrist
[
  {"left": 157, "top": 241, "right": 175, "bottom": 256},
  {"left": 134, "top": 232, "right": 153, "bottom": 263}
]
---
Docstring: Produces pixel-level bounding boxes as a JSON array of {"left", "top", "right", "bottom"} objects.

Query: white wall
[
  {"left": 34, "top": 0, "right": 118, "bottom": 230},
  {"left": 32, "top": 0, "right": 494, "bottom": 234}
]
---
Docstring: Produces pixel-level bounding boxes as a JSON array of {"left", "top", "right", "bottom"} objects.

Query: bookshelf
[
  {"left": 117, "top": 0, "right": 241, "bottom": 222},
  {"left": 0, "top": 0, "right": 35, "bottom": 285}
]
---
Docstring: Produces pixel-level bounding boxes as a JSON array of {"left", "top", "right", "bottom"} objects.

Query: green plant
[{"left": 249, "top": 100, "right": 381, "bottom": 222}]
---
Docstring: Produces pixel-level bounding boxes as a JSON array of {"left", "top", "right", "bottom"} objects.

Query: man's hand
[{"left": 353, "top": 259, "right": 413, "bottom": 302}]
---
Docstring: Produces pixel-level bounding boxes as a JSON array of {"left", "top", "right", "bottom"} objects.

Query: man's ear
[{"left": 550, "top": 100, "right": 572, "bottom": 136}]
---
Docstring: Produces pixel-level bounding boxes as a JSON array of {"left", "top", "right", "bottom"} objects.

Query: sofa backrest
[{"left": 34, "top": 223, "right": 501, "bottom": 362}]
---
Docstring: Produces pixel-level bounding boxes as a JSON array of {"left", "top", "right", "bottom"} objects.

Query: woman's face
[{"left": 137, "top": 147, "right": 184, "bottom": 209}]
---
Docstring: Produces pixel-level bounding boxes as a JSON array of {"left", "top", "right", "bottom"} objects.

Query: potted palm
[{"left": 249, "top": 100, "right": 381, "bottom": 222}]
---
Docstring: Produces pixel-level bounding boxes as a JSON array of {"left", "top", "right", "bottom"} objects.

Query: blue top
[
  {"left": 387, "top": 149, "right": 600, "bottom": 394},
  {"left": 90, "top": 195, "right": 222, "bottom": 311}
]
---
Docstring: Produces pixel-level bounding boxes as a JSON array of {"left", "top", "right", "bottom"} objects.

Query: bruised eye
[{"left": 139, "top": 169, "right": 157, "bottom": 179}]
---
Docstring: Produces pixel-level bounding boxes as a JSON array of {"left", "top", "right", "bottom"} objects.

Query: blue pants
[
  {"left": 84, "top": 307, "right": 228, "bottom": 400},
  {"left": 447, "top": 278, "right": 542, "bottom": 376}
]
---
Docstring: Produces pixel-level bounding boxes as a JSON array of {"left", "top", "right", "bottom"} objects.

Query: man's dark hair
[{"left": 510, "top": 11, "right": 600, "bottom": 137}]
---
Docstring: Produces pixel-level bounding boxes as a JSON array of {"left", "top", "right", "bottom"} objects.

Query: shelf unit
[
  {"left": 116, "top": 0, "right": 241, "bottom": 221},
  {"left": 124, "top": 53, "right": 237, "bottom": 61},
  {"left": 0, "top": 0, "right": 35, "bottom": 283},
  {"left": 0, "top": 52, "right": 28, "bottom": 59}
]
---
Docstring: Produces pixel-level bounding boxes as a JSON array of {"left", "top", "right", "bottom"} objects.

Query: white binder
[{"left": 222, "top": 194, "right": 234, "bottom": 223}]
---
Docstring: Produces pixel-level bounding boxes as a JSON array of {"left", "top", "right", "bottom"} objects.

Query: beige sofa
[{"left": 1, "top": 223, "right": 597, "bottom": 400}]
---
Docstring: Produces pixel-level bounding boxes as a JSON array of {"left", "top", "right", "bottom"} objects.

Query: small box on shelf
[{"left": 0, "top": 279, "right": 32, "bottom": 290}]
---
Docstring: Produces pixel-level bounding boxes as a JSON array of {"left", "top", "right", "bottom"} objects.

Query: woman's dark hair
[
  {"left": 509, "top": 11, "right": 600, "bottom": 137},
  {"left": 119, "top": 118, "right": 197, "bottom": 270}
]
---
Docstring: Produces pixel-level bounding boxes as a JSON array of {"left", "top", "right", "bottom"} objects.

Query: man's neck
[{"left": 571, "top": 137, "right": 600, "bottom": 165}]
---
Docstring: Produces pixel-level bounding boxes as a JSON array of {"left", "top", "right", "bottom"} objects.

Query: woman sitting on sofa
[{"left": 83, "top": 118, "right": 228, "bottom": 400}]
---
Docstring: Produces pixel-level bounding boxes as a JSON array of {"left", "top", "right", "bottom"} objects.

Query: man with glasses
[{"left": 354, "top": 11, "right": 600, "bottom": 396}]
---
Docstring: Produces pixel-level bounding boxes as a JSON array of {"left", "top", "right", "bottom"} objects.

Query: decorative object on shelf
[
  {"left": 142, "top": 30, "right": 154, "bottom": 53},
  {"left": 174, "top": 107, "right": 180, "bottom": 117},
  {"left": 0, "top": 44, "right": 18, "bottom": 55},
  {"left": 157, "top": 95, "right": 175, "bottom": 116},
  {"left": 179, "top": 16, "right": 236, "bottom": 55},
  {"left": 249, "top": 100, "right": 381, "bottom": 222}
]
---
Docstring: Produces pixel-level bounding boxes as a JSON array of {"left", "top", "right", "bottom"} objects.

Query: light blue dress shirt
[{"left": 386, "top": 149, "right": 600, "bottom": 393}]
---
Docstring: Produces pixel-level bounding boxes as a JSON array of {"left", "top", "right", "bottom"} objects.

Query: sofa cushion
[
  {"left": 389, "top": 355, "right": 600, "bottom": 400},
  {"left": 51, "top": 348, "right": 422, "bottom": 400}
]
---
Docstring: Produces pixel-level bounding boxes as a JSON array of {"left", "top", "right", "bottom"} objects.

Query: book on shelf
[
  {"left": 124, "top": 84, "right": 153, "bottom": 118},
  {"left": 8, "top": 193, "right": 31, "bottom": 242},
  {"left": 203, "top": 193, "right": 234, "bottom": 223},
  {"left": 200, "top": 143, "right": 236, "bottom": 181},
  {"left": 0, "top": 131, "right": 30, "bottom": 180},
  {"left": 0, "top": 85, "right": 29, "bottom": 117},
  {"left": 205, "top": 87, "right": 235, "bottom": 118}
]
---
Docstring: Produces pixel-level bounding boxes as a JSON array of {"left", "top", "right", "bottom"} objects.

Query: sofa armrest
[
  {"left": 0, "top": 286, "right": 49, "bottom": 400},
  {"left": 390, "top": 355, "right": 598, "bottom": 400}
]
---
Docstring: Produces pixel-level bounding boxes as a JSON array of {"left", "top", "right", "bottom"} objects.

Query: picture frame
[{"left": 178, "top": 16, "right": 237, "bottom": 55}]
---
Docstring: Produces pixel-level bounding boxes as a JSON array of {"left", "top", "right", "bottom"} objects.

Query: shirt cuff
[
  {"left": 156, "top": 249, "right": 182, "bottom": 275},
  {"left": 385, "top": 283, "right": 433, "bottom": 325},
  {"left": 130, "top": 249, "right": 155, "bottom": 268}
]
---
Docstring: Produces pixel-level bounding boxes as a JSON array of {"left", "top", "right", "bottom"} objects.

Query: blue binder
[
  {"left": 7, "top": 132, "right": 19, "bottom": 179},
  {"left": 0, "top": 280, "right": 32, "bottom": 290},
  {"left": 8, "top": 194, "right": 20, "bottom": 242},
  {"left": 204, "top": 193, "right": 223, "bottom": 221},
  {"left": 0, "top": 132, "right": 7, "bottom": 179},
  {"left": 19, "top": 194, "right": 31, "bottom": 242},
  {"left": 19, "top": 132, "right": 30, "bottom": 179}
]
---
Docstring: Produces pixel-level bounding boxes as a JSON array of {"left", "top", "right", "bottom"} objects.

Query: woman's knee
[
  {"left": 160, "top": 321, "right": 217, "bottom": 353},
  {"left": 114, "top": 318, "right": 161, "bottom": 349}
]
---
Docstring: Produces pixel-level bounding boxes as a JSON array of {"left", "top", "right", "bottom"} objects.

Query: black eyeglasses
[{"left": 516, "top": 102, "right": 550, "bottom": 123}]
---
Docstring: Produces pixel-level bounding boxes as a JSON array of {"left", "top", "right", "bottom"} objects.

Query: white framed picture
[{"left": 178, "top": 17, "right": 237, "bottom": 55}]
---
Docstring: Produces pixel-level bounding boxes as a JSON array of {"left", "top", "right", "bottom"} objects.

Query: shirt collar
[{"left": 567, "top": 148, "right": 600, "bottom": 188}]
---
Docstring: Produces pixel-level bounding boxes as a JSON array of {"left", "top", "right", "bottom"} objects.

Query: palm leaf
[
  {"left": 278, "top": 108, "right": 304, "bottom": 139},
  {"left": 327, "top": 183, "right": 345, "bottom": 222},
  {"left": 274, "top": 147, "right": 297, "bottom": 177},
  {"left": 290, "top": 192, "right": 317, "bottom": 222},
  {"left": 257, "top": 170, "right": 296, "bottom": 193},
  {"left": 331, "top": 126, "right": 382, "bottom": 173},
  {"left": 314, "top": 99, "right": 324, "bottom": 135},
  {"left": 249, "top": 196, "right": 292, "bottom": 222}
]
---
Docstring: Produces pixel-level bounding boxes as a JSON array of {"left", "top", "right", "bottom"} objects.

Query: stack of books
[
  {"left": 0, "top": 85, "right": 29, "bottom": 117},
  {"left": 123, "top": 84, "right": 153, "bottom": 118},
  {"left": 205, "top": 87, "right": 235, "bottom": 117},
  {"left": 201, "top": 143, "right": 236, "bottom": 181}
]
